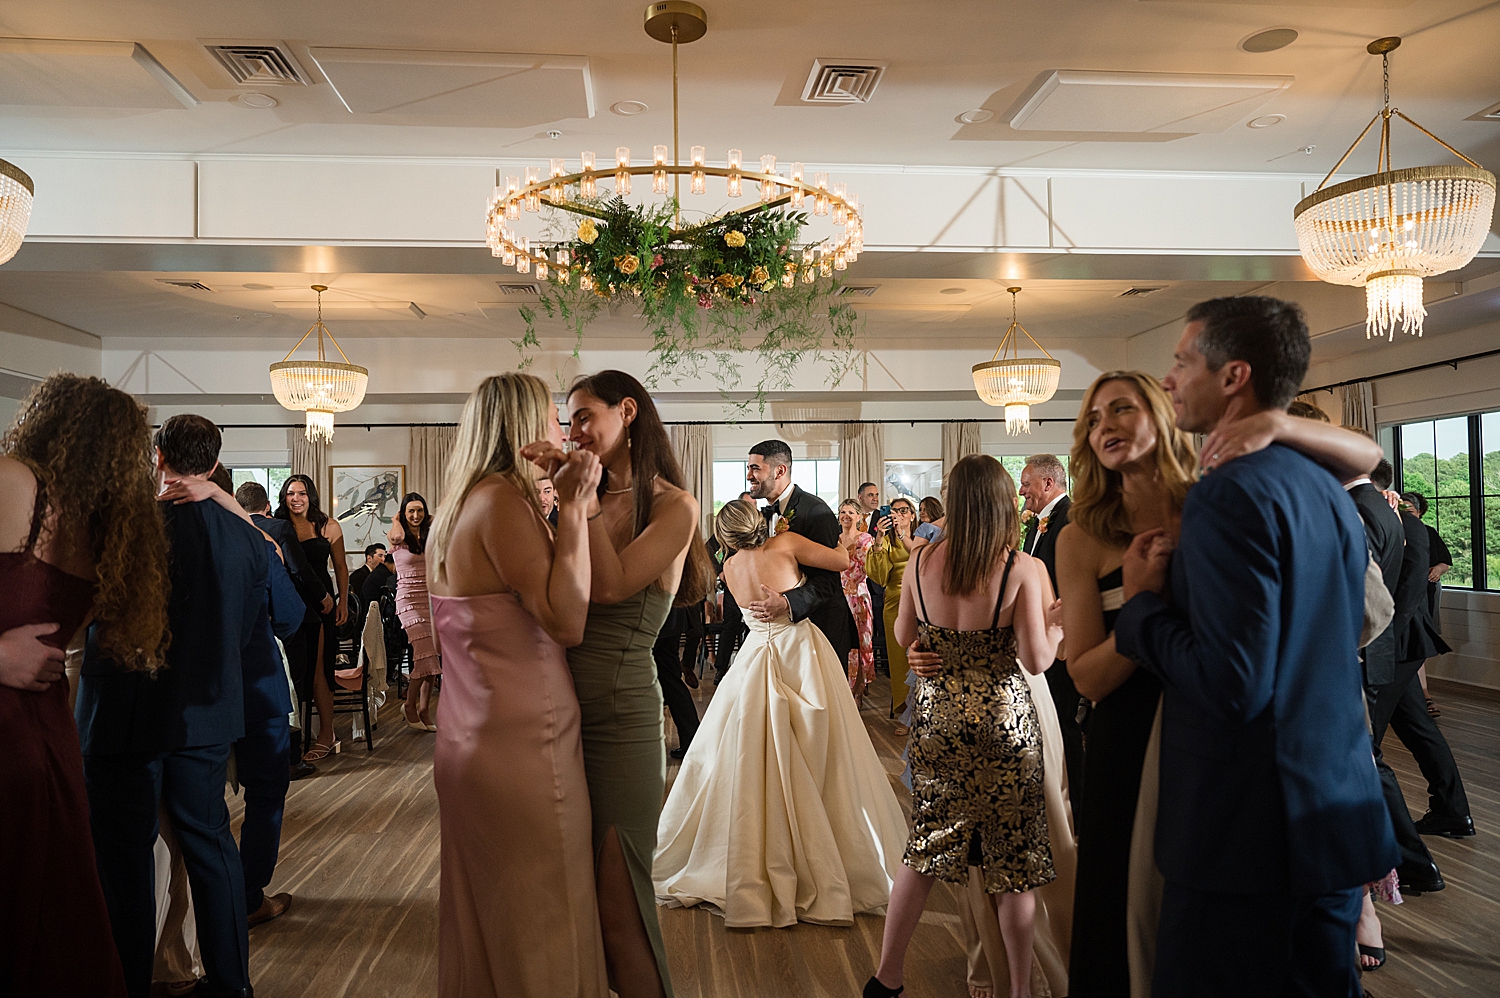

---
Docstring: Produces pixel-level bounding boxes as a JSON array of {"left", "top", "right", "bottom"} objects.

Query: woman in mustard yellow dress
[{"left": 866, "top": 496, "right": 921, "bottom": 723}]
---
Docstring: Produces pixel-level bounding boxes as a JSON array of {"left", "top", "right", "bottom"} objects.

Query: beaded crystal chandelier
[
  {"left": 484, "top": 1, "right": 863, "bottom": 283},
  {"left": 972, "top": 288, "right": 1061, "bottom": 435},
  {"left": 0, "top": 159, "right": 35, "bottom": 266},
  {"left": 268, "top": 286, "right": 369, "bottom": 442},
  {"left": 1294, "top": 37, "right": 1495, "bottom": 340}
]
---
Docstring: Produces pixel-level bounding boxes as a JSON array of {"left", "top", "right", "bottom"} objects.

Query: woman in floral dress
[{"left": 838, "top": 499, "right": 876, "bottom": 700}]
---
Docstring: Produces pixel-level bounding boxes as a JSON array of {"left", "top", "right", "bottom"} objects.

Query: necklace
[{"left": 604, "top": 472, "right": 657, "bottom": 495}]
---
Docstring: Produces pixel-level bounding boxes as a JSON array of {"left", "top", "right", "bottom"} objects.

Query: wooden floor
[{"left": 226, "top": 675, "right": 1500, "bottom": 998}]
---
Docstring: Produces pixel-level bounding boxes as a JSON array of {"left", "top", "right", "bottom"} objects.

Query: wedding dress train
[{"left": 653, "top": 612, "right": 907, "bottom": 928}]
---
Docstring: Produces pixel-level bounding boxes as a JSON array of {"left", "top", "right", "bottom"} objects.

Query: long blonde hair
[
  {"left": 942, "top": 454, "right": 1020, "bottom": 596},
  {"left": 1069, "top": 371, "right": 1196, "bottom": 549},
  {"left": 428, "top": 373, "right": 552, "bottom": 585}
]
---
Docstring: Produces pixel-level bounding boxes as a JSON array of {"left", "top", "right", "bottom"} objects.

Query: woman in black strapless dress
[{"left": 277, "top": 474, "right": 350, "bottom": 761}]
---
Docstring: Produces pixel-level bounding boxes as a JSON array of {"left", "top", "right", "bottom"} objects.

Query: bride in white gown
[{"left": 654, "top": 499, "right": 908, "bottom": 928}]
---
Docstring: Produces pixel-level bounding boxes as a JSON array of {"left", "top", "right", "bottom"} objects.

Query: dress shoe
[
  {"left": 670, "top": 746, "right": 688, "bottom": 760},
  {"left": 1414, "top": 812, "right": 1475, "bottom": 838},
  {"left": 194, "top": 980, "right": 254, "bottom": 998},
  {"left": 248, "top": 892, "right": 292, "bottom": 928},
  {"left": 290, "top": 761, "right": 317, "bottom": 781},
  {"left": 1397, "top": 862, "right": 1445, "bottom": 896}
]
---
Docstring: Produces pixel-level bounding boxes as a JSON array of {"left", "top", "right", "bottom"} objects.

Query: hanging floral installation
[{"left": 508, "top": 195, "right": 861, "bottom": 404}]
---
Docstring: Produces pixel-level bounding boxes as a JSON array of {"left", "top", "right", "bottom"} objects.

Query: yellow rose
[
  {"left": 577, "top": 219, "right": 598, "bottom": 244},
  {"left": 716, "top": 273, "right": 743, "bottom": 288},
  {"left": 615, "top": 254, "right": 640, "bottom": 275},
  {"left": 724, "top": 230, "right": 746, "bottom": 247},
  {"left": 750, "top": 265, "right": 769, "bottom": 284}
]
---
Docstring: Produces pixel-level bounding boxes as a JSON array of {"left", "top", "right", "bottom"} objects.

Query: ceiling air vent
[
  {"left": 838, "top": 285, "right": 880, "bottom": 297},
  {"left": 204, "top": 42, "right": 310, "bottom": 86},
  {"left": 1117, "top": 287, "right": 1166, "bottom": 298},
  {"left": 495, "top": 283, "right": 540, "bottom": 296},
  {"left": 158, "top": 279, "right": 213, "bottom": 291},
  {"left": 801, "top": 59, "right": 885, "bottom": 104}
]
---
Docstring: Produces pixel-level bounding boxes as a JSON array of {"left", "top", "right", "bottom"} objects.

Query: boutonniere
[
  {"left": 1020, "top": 509, "right": 1036, "bottom": 525},
  {"left": 774, "top": 508, "right": 795, "bottom": 534},
  {"left": 1036, "top": 514, "right": 1051, "bottom": 537}
]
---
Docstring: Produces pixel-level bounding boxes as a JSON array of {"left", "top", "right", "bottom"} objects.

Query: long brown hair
[
  {"left": 429, "top": 373, "right": 551, "bottom": 586},
  {"left": 1069, "top": 371, "right": 1196, "bottom": 549},
  {"left": 568, "top": 370, "right": 712, "bottom": 604},
  {"left": 942, "top": 454, "right": 1020, "bottom": 596},
  {"left": 3, "top": 375, "right": 168, "bottom": 671}
]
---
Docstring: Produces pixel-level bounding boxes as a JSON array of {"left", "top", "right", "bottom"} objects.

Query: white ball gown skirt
[{"left": 653, "top": 614, "right": 907, "bottom": 928}]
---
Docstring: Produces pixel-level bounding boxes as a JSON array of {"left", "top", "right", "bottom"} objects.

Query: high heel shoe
[
  {"left": 302, "top": 739, "right": 339, "bottom": 762},
  {"left": 863, "top": 976, "right": 903, "bottom": 998}
]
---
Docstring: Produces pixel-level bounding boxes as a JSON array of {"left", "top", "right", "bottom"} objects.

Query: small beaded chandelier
[
  {"left": 0, "top": 159, "right": 35, "bottom": 266},
  {"left": 1294, "top": 37, "right": 1495, "bottom": 340},
  {"left": 972, "top": 287, "right": 1062, "bottom": 435},
  {"left": 268, "top": 286, "right": 369, "bottom": 442}
]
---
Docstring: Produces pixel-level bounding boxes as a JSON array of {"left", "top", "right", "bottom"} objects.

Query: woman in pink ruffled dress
[
  {"left": 390, "top": 493, "right": 441, "bottom": 731},
  {"left": 838, "top": 499, "right": 876, "bottom": 700}
]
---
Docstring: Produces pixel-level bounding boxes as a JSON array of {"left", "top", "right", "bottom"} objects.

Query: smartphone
[{"left": 874, "top": 504, "right": 892, "bottom": 530}]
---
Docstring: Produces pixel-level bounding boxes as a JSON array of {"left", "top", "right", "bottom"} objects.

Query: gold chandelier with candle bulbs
[
  {"left": 1294, "top": 37, "right": 1495, "bottom": 340},
  {"left": 484, "top": 1, "right": 864, "bottom": 285},
  {"left": 268, "top": 286, "right": 369, "bottom": 442},
  {"left": 972, "top": 287, "right": 1061, "bottom": 435}
]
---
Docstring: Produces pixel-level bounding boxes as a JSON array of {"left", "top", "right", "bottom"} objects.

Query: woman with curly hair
[{"left": 0, "top": 374, "right": 168, "bottom": 998}]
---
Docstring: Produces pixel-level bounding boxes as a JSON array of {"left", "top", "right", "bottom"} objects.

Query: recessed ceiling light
[
  {"left": 611, "top": 100, "right": 649, "bottom": 116},
  {"left": 243, "top": 283, "right": 273, "bottom": 290},
  {"left": 939, "top": 287, "right": 966, "bottom": 295},
  {"left": 1240, "top": 28, "right": 1298, "bottom": 54},
  {"left": 448, "top": 312, "right": 469, "bottom": 317},
  {"left": 236, "top": 92, "right": 279, "bottom": 109},
  {"left": 254, "top": 312, "right": 273, "bottom": 317},
  {"left": 956, "top": 109, "right": 994, "bottom": 125},
  {"left": 1248, "top": 114, "right": 1286, "bottom": 129}
]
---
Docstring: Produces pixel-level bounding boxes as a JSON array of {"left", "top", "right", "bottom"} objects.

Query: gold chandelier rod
[
  {"left": 279, "top": 285, "right": 358, "bottom": 365},
  {"left": 1315, "top": 37, "right": 1483, "bottom": 192},
  {"left": 989, "top": 288, "right": 1058, "bottom": 363},
  {"left": 672, "top": 23, "right": 680, "bottom": 223}
]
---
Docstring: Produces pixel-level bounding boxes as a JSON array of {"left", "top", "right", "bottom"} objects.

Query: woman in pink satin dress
[{"left": 427, "top": 373, "right": 606, "bottom": 998}]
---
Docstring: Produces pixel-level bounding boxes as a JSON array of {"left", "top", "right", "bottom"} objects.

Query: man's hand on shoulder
[{"left": 1123, "top": 528, "right": 1173, "bottom": 601}]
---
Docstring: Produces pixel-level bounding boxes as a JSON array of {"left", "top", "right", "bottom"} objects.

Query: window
[
  {"left": 229, "top": 466, "right": 293, "bottom": 504},
  {"left": 1392, "top": 411, "right": 1500, "bottom": 591},
  {"left": 711, "top": 458, "right": 840, "bottom": 512}
]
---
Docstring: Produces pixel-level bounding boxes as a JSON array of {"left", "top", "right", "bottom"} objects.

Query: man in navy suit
[
  {"left": 78, "top": 415, "right": 267, "bottom": 998},
  {"left": 1114, "top": 297, "right": 1397, "bottom": 998}
]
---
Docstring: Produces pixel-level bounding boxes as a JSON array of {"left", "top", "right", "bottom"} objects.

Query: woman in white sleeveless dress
[{"left": 653, "top": 499, "right": 908, "bottom": 928}]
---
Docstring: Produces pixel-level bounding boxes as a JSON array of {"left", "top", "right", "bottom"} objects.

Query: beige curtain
[
  {"left": 410, "top": 425, "right": 458, "bottom": 510},
  {"left": 941, "top": 421, "right": 982, "bottom": 483},
  {"left": 288, "top": 429, "right": 330, "bottom": 505},
  {"left": 839, "top": 422, "right": 885, "bottom": 505},
  {"left": 1341, "top": 381, "right": 1376, "bottom": 434},
  {"left": 670, "top": 423, "right": 714, "bottom": 538}
]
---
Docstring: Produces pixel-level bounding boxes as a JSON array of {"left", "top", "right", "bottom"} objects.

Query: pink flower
[{"left": 652, "top": 253, "right": 664, "bottom": 269}]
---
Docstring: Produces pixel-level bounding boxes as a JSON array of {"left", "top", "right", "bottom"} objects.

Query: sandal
[
  {"left": 1425, "top": 697, "right": 1441, "bottom": 718},
  {"left": 893, "top": 724, "right": 910, "bottom": 737},
  {"left": 1358, "top": 944, "right": 1386, "bottom": 971},
  {"left": 303, "top": 739, "right": 339, "bottom": 762}
]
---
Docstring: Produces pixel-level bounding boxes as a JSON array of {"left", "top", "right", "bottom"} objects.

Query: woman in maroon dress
[{"left": 0, "top": 374, "right": 169, "bottom": 998}]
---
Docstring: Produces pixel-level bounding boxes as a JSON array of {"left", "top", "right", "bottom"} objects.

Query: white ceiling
[{"left": 0, "top": 0, "right": 1497, "bottom": 174}]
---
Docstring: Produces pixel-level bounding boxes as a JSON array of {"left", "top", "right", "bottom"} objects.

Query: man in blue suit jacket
[
  {"left": 78, "top": 415, "right": 267, "bottom": 998},
  {"left": 1115, "top": 297, "right": 1397, "bottom": 998}
]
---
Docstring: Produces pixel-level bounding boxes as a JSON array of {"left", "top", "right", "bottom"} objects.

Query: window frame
[{"left": 1392, "top": 412, "right": 1491, "bottom": 592}]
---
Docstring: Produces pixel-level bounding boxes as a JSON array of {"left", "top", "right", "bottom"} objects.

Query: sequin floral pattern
[{"left": 904, "top": 551, "right": 1055, "bottom": 894}]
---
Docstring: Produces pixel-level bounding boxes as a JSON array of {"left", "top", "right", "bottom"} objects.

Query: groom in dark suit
[
  {"left": 78, "top": 415, "right": 267, "bottom": 998},
  {"left": 743, "top": 439, "right": 856, "bottom": 667},
  {"left": 1115, "top": 297, "right": 1396, "bottom": 998},
  {"left": 1018, "top": 453, "right": 1084, "bottom": 821}
]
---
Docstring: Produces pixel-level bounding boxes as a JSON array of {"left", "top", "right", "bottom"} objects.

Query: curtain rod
[
  {"left": 201, "top": 417, "right": 1075, "bottom": 430},
  {"left": 1301, "top": 346, "right": 1500, "bottom": 395}
]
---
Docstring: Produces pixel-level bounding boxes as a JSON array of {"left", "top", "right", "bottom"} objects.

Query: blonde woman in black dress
[{"left": 866, "top": 455, "right": 1063, "bottom": 998}]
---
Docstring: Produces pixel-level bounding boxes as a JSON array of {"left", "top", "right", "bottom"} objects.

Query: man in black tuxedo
[
  {"left": 237, "top": 480, "right": 327, "bottom": 781},
  {"left": 743, "top": 439, "right": 855, "bottom": 666},
  {"left": 1019, "top": 453, "right": 1084, "bottom": 821},
  {"left": 1345, "top": 459, "right": 1446, "bottom": 894},
  {"left": 348, "top": 543, "right": 385, "bottom": 612},
  {"left": 1369, "top": 472, "right": 1473, "bottom": 839},
  {"left": 78, "top": 415, "right": 266, "bottom": 998}
]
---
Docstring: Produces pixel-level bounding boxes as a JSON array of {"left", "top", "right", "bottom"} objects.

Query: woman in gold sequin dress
[{"left": 866, "top": 455, "right": 1063, "bottom": 998}]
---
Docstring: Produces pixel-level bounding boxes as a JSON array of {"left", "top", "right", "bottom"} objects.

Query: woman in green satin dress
[{"left": 525, "top": 370, "right": 712, "bottom": 998}]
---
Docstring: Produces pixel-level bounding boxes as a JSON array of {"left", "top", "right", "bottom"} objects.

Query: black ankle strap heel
[{"left": 863, "top": 976, "right": 904, "bottom": 998}]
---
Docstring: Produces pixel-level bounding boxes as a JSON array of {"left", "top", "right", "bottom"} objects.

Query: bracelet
[{"left": 587, "top": 509, "right": 604, "bottom": 521}]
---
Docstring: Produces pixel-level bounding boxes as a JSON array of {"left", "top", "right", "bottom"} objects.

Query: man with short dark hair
[
  {"left": 349, "top": 543, "right": 386, "bottom": 610},
  {"left": 1018, "top": 453, "right": 1083, "bottom": 819},
  {"left": 1115, "top": 297, "right": 1396, "bottom": 997},
  {"left": 737, "top": 490, "right": 754, "bottom": 503},
  {"left": 744, "top": 440, "right": 855, "bottom": 667},
  {"left": 536, "top": 476, "right": 559, "bottom": 527},
  {"left": 79, "top": 414, "right": 267, "bottom": 998}
]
